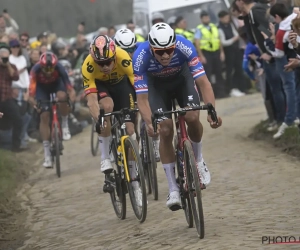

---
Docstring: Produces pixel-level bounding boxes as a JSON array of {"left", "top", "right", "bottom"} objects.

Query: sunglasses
[
  {"left": 96, "top": 57, "right": 115, "bottom": 67},
  {"left": 42, "top": 66, "right": 55, "bottom": 73},
  {"left": 152, "top": 45, "right": 176, "bottom": 56},
  {"left": 124, "top": 47, "right": 135, "bottom": 54}
]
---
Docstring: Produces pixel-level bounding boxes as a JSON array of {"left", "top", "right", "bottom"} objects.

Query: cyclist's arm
[
  {"left": 28, "top": 66, "right": 37, "bottom": 106},
  {"left": 81, "top": 59, "right": 99, "bottom": 122},
  {"left": 57, "top": 63, "right": 73, "bottom": 90},
  {"left": 185, "top": 39, "right": 216, "bottom": 107}
]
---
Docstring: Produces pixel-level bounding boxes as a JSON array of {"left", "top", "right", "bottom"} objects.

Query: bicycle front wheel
[
  {"left": 90, "top": 119, "right": 99, "bottom": 156},
  {"left": 125, "top": 137, "right": 147, "bottom": 223},
  {"left": 146, "top": 135, "right": 158, "bottom": 200},
  {"left": 53, "top": 123, "right": 61, "bottom": 178},
  {"left": 184, "top": 140, "right": 204, "bottom": 238}
]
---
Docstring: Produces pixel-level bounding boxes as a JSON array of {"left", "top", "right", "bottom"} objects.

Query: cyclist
[
  {"left": 81, "top": 35, "right": 137, "bottom": 176},
  {"left": 29, "top": 52, "right": 75, "bottom": 168},
  {"left": 114, "top": 28, "right": 161, "bottom": 161},
  {"left": 133, "top": 23, "right": 222, "bottom": 210}
]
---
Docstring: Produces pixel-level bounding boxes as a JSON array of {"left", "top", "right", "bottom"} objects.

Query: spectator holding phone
[
  {"left": 0, "top": 46, "right": 23, "bottom": 151},
  {"left": 0, "top": 9, "right": 19, "bottom": 35}
]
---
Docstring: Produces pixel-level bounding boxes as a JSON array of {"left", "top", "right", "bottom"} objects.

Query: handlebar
[
  {"left": 96, "top": 107, "right": 139, "bottom": 134},
  {"left": 151, "top": 103, "right": 218, "bottom": 133}
]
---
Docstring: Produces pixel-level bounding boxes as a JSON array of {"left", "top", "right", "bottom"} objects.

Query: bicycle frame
[{"left": 49, "top": 93, "right": 62, "bottom": 140}]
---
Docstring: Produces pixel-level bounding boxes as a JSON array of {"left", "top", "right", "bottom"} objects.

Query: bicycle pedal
[{"left": 169, "top": 204, "right": 182, "bottom": 211}]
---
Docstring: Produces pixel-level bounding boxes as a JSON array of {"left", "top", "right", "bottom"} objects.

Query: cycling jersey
[
  {"left": 82, "top": 46, "right": 134, "bottom": 96},
  {"left": 132, "top": 36, "right": 205, "bottom": 95},
  {"left": 29, "top": 62, "right": 72, "bottom": 97}
]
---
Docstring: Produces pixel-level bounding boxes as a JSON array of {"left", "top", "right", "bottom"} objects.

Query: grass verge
[{"left": 249, "top": 121, "right": 300, "bottom": 159}]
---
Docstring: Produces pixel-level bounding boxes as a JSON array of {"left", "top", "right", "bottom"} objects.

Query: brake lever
[{"left": 151, "top": 113, "right": 158, "bottom": 133}]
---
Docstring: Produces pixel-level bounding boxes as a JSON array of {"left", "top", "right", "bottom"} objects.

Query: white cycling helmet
[
  {"left": 114, "top": 29, "right": 137, "bottom": 49},
  {"left": 148, "top": 22, "right": 176, "bottom": 48}
]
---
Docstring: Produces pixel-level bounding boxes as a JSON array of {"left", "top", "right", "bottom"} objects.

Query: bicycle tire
[
  {"left": 54, "top": 123, "right": 61, "bottom": 178},
  {"left": 174, "top": 135, "right": 193, "bottom": 228},
  {"left": 90, "top": 120, "right": 99, "bottom": 156},
  {"left": 125, "top": 137, "right": 147, "bottom": 223},
  {"left": 183, "top": 140, "right": 204, "bottom": 238},
  {"left": 140, "top": 125, "right": 152, "bottom": 195},
  {"left": 109, "top": 137, "right": 126, "bottom": 220},
  {"left": 146, "top": 134, "right": 158, "bottom": 200}
]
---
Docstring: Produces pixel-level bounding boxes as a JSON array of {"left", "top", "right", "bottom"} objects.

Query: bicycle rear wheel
[
  {"left": 109, "top": 137, "right": 126, "bottom": 220},
  {"left": 53, "top": 123, "right": 61, "bottom": 178},
  {"left": 125, "top": 137, "right": 147, "bottom": 223},
  {"left": 90, "top": 119, "right": 99, "bottom": 156},
  {"left": 146, "top": 134, "right": 158, "bottom": 200},
  {"left": 184, "top": 140, "right": 204, "bottom": 238}
]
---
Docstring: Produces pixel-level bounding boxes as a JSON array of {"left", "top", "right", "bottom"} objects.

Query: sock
[
  {"left": 43, "top": 141, "right": 51, "bottom": 158},
  {"left": 163, "top": 162, "right": 179, "bottom": 193},
  {"left": 99, "top": 136, "right": 111, "bottom": 161},
  {"left": 190, "top": 139, "right": 203, "bottom": 162},
  {"left": 61, "top": 115, "right": 69, "bottom": 128}
]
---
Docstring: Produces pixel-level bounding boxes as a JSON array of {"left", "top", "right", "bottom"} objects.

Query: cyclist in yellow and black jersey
[{"left": 82, "top": 35, "right": 136, "bottom": 173}]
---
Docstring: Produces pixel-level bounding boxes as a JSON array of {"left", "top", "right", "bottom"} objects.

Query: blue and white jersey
[{"left": 132, "top": 36, "right": 205, "bottom": 95}]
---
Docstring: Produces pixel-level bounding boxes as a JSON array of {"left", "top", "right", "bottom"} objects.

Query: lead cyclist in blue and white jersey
[
  {"left": 133, "top": 23, "right": 222, "bottom": 210},
  {"left": 114, "top": 28, "right": 161, "bottom": 161}
]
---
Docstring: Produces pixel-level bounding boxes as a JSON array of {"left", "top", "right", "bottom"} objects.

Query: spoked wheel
[
  {"left": 174, "top": 135, "right": 193, "bottom": 228},
  {"left": 90, "top": 119, "right": 99, "bottom": 156},
  {"left": 108, "top": 132, "right": 126, "bottom": 220},
  {"left": 140, "top": 127, "right": 152, "bottom": 195},
  {"left": 125, "top": 137, "right": 147, "bottom": 223},
  {"left": 183, "top": 140, "right": 204, "bottom": 238},
  {"left": 146, "top": 135, "right": 158, "bottom": 200},
  {"left": 53, "top": 123, "right": 61, "bottom": 178}
]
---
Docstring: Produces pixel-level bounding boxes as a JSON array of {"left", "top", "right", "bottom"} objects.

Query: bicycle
[
  {"left": 90, "top": 119, "right": 99, "bottom": 156},
  {"left": 152, "top": 102, "right": 218, "bottom": 239},
  {"left": 139, "top": 120, "right": 158, "bottom": 200},
  {"left": 37, "top": 93, "right": 70, "bottom": 178},
  {"left": 97, "top": 107, "right": 147, "bottom": 222}
]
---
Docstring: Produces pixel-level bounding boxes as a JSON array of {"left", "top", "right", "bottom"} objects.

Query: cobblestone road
[{"left": 16, "top": 94, "right": 300, "bottom": 250}]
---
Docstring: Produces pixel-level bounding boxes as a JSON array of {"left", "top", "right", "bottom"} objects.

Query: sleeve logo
[
  {"left": 122, "top": 59, "right": 131, "bottom": 67},
  {"left": 188, "top": 57, "right": 199, "bottom": 67},
  {"left": 86, "top": 62, "right": 94, "bottom": 73},
  {"left": 134, "top": 74, "right": 143, "bottom": 82}
]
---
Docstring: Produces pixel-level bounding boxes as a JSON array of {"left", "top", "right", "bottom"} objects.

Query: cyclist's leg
[
  {"left": 36, "top": 84, "right": 52, "bottom": 167},
  {"left": 97, "top": 83, "right": 114, "bottom": 173},
  {"left": 56, "top": 79, "right": 71, "bottom": 140},
  {"left": 175, "top": 64, "right": 210, "bottom": 186},
  {"left": 148, "top": 77, "right": 180, "bottom": 209}
]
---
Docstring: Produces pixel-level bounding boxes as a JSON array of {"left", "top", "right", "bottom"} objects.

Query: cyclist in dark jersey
[{"left": 133, "top": 23, "right": 222, "bottom": 210}]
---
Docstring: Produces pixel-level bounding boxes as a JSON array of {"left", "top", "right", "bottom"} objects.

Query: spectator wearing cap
[
  {"left": 0, "top": 46, "right": 23, "bottom": 151},
  {"left": 174, "top": 16, "right": 195, "bottom": 43},
  {"left": 127, "top": 20, "right": 145, "bottom": 42},
  {"left": 218, "top": 10, "right": 247, "bottom": 97},
  {"left": 194, "top": 11, "right": 227, "bottom": 98},
  {"left": 151, "top": 12, "right": 165, "bottom": 25},
  {"left": 37, "top": 32, "right": 48, "bottom": 46},
  {"left": 0, "top": 11, "right": 19, "bottom": 35}
]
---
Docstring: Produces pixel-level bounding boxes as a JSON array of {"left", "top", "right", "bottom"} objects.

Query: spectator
[
  {"left": 174, "top": 16, "right": 194, "bottom": 43},
  {"left": 40, "top": 44, "right": 48, "bottom": 54},
  {"left": 127, "top": 20, "right": 145, "bottom": 42},
  {"left": 0, "top": 47, "right": 23, "bottom": 152},
  {"left": 151, "top": 12, "right": 165, "bottom": 25},
  {"left": 8, "top": 31, "right": 19, "bottom": 41},
  {"left": 167, "top": 16, "right": 177, "bottom": 29},
  {"left": 0, "top": 33, "right": 9, "bottom": 45},
  {"left": 218, "top": 10, "right": 246, "bottom": 97},
  {"left": 108, "top": 26, "right": 116, "bottom": 39},
  {"left": 194, "top": 11, "right": 227, "bottom": 98},
  {"left": 0, "top": 11, "right": 19, "bottom": 35},
  {"left": 240, "top": 0, "right": 286, "bottom": 131},
  {"left": 37, "top": 32, "right": 48, "bottom": 46},
  {"left": 27, "top": 48, "right": 40, "bottom": 73},
  {"left": 20, "top": 32, "right": 30, "bottom": 66},
  {"left": 98, "top": 27, "right": 108, "bottom": 36}
]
